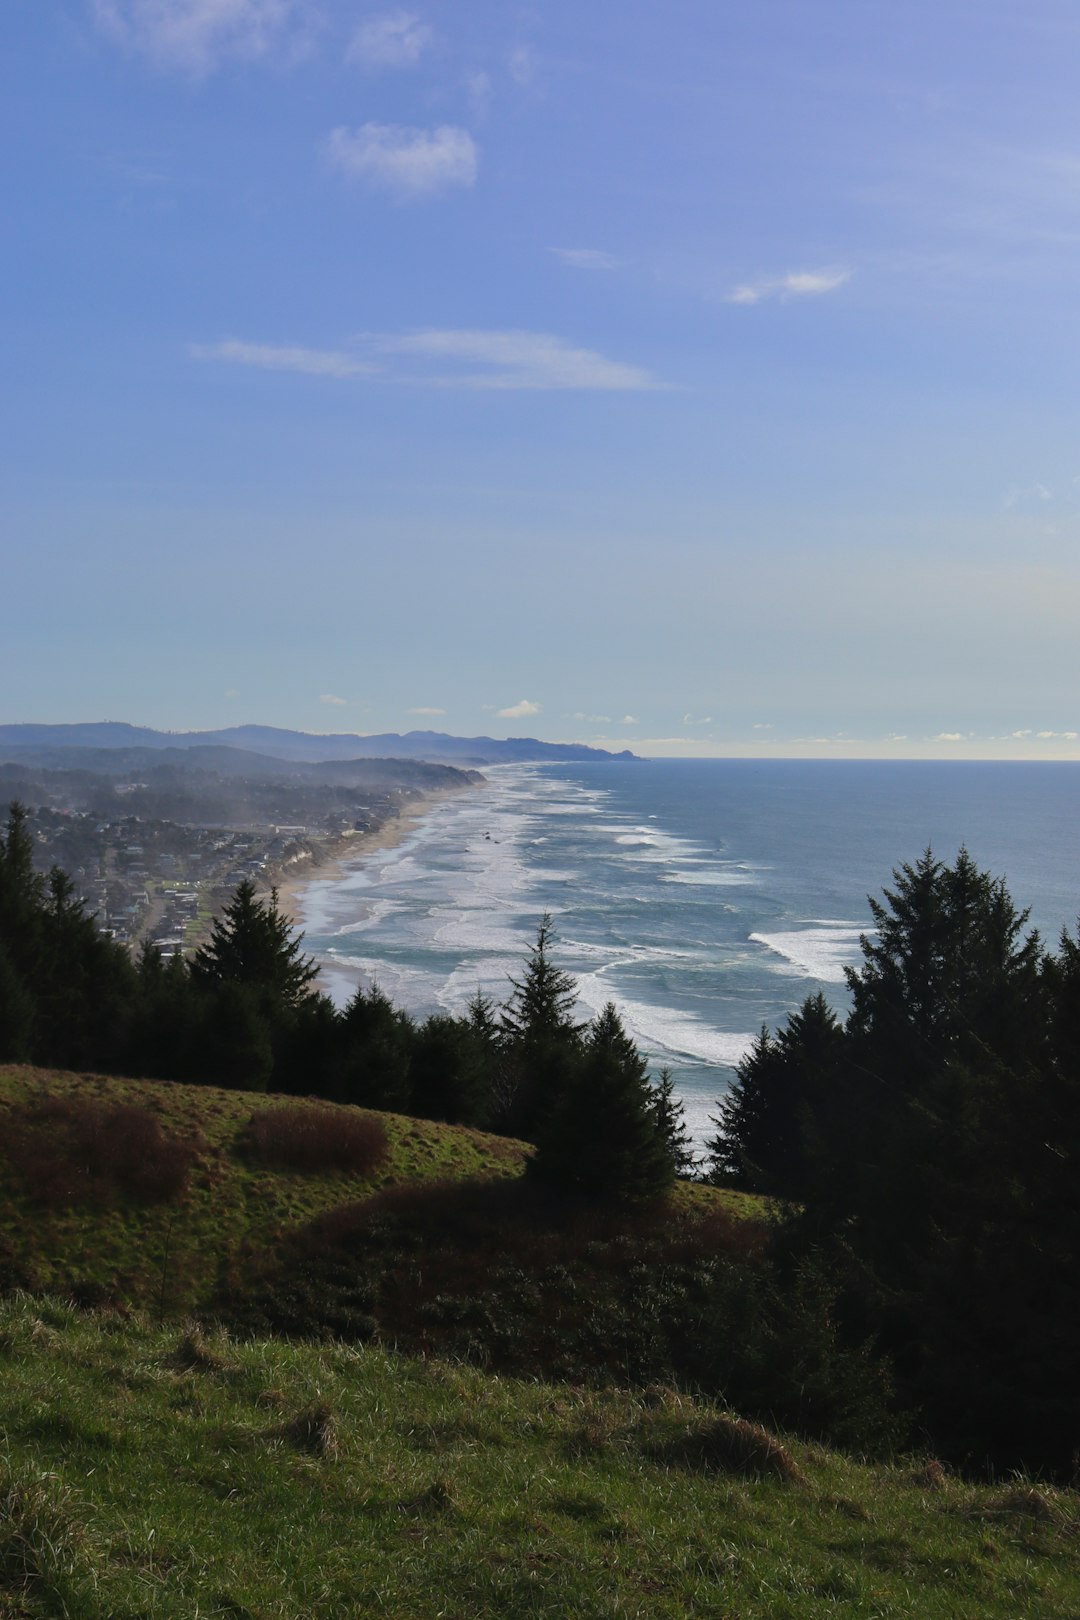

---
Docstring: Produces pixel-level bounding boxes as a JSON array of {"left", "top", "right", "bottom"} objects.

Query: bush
[
  {"left": 3, "top": 1095, "right": 199, "bottom": 1208},
  {"left": 238, "top": 1104, "right": 388, "bottom": 1176}
]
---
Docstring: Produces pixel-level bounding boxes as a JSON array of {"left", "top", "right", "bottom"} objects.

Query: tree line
[
  {"left": 707, "top": 847, "right": 1080, "bottom": 1475},
  {"left": 0, "top": 804, "right": 689, "bottom": 1202}
]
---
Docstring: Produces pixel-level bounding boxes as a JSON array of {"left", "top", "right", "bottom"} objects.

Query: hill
[
  {"left": 0, "top": 722, "right": 638, "bottom": 766},
  {"left": 0, "top": 1068, "right": 742, "bottom": 1318},
  {"left": 1, "top": 1294, "right": 1077, "bottom": 1619}
]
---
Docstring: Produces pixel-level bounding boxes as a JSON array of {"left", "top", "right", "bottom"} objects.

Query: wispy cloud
[
  {"left": 191, "top": 329, "right": 660, "bottom": 392},
  {"left": 188, "top": 340, "right": 377, "bottom": 377},
  {"left": 325, "top": 123, "right": 478, "bottom": 199},
  {"left": 508, "top": 43, "right": 536, "bottom": 87},
  {"left": 681, "top": 713, "right": 712, "bottom": 726},
  {"left": 377, "top": 329, "right": 660, "bottom": 391},
  {"left": 92, "top": 0, "right": 307, "bottom": 75},
  {"left": 346, "top": 10, "right": 432, "bottom": 70},
  {"left": 319, "top": 693, "right": 347, "bottom": 706},
  {"left": 619, "top": 715, "right": 639, "bottom": 726},
  {"left": 550, "top": 247, "right": 621, "bottom": 272},
  {"left": 726, "top": 267, "right": 851, "bottom": 305},
  {"left": 408, "top": 705, "right": 445, "bottom": 716},
  {"left": 1003, "top": 482, "right": 1053, "bottom": 509},
  {"left": 930, "top": 731, "right": 969, "bottom": 742},
  {"left": 1037, "top": 729, "right": 1078, "bottom": 740},
  {"left": 497, "top": 698, "right": 540, "bottom": 719}
]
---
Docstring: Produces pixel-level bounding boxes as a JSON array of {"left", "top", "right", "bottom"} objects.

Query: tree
[
  {"left": 191, "top": 880, "right": 318, "bottom": 1011},
  {"left": 707, "top": 993, "right": 845, "bottom": 1199},
  {"left": 531, "top": 1002, "right": 674, "bottom": 1203},
  {"left": 496, "top": 914, "right": 584, "bottom": 1136},
  {"left": 650, "top": 1066, "right": 696, "bottom": 1177}
]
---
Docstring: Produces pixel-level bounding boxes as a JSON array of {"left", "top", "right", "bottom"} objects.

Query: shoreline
[{"left": 272, "top": 780, "right": 485, "bottom": 932}]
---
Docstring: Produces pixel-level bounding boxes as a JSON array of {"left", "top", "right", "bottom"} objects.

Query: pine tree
[
  {"left": 532, "top": 1002, "right": 674, "bottom": 1203},
  {"left": 191, "top": 880, "right": 318, "bottom": 1009},
  {"left": 496, "top": 914, "right": 584, "bottom": 1136},
  {"left": 650, "top": 1066, "right": 696, "bottom": 1177}
]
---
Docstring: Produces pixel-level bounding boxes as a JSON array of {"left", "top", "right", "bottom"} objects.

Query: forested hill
[{"left": 0, "top": 722, "right": 638, "bottom": 766}]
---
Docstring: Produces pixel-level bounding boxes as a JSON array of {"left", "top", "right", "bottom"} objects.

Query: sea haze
[{"left": 295, "top": 760, "right": 1080, "bottom": 1152}]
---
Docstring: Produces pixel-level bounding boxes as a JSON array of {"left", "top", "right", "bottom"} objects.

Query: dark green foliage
[
  {"left": 332, "top": 983, "right": 415, "bottom": 1111},
  {"left": 650, "top": 1066, "right": 696, "bottom": 1177},
  {"left": 708, "top": 993, "right": 845, "bottom": 1199},
  {"left": 0, "top": 803, "right": 137, "bottom": 1070},
  {"left": 532, "top": 1003, "right": 674, "bottom": 1203},
  {"left": 496, "top": 913, "right": 585, "bottom": 1137},
  {"left": 410, "top": 1014, "right": 492, "bottom": 1126},
  {"left": 708, "top": 848, "right": 1079, "bottom": 1477},
  {"left": 191, "top": 879, "right": 318, "bottom": 1010},
  {"left": 227, "top": 1177, "right": 898, "bottom": 1451}
]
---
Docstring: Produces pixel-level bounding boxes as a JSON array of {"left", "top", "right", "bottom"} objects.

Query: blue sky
[{"left": 4, "top": 0, "right": 1080, "bottom": 757}]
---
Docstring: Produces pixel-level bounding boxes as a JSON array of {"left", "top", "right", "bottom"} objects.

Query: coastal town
[{"left": 1, "top": 752, "right": 482, "bottom": 956}]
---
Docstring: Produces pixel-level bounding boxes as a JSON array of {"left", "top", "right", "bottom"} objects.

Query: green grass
[
  {"left": 0, "top": 1067, "right": 758, "bottom": 1316},
  {"left": 0, "top": 1294, "right": 1076, "bottom": 1619}
]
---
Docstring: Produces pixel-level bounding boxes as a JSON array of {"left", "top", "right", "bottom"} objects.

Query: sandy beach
[{"left": 273, "top": 780, "right": 486, "bottom": 931}]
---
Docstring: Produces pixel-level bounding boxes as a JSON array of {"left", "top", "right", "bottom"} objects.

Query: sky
[{"left": 3, "top": 0, "right": 1080, "bottom": 759}]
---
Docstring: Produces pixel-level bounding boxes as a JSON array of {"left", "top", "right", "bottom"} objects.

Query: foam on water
[{"left": 749, "top": 924, "right": 867, "bottom": 982}]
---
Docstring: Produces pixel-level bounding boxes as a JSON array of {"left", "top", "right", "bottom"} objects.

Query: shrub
[
  {"left": 643, "top": 1412, "right": 807, "bottom": 1484},
  {"left": 3, "top": 1094, "right": 199, "bottom": 1208},
  {"left": 238, "top": 1104, "right": 388, "bottom": 1175}
]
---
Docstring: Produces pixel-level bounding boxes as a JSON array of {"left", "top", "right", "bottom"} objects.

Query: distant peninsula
[{"left": 0, "top": 722, "right": 639, "bottom": 768}]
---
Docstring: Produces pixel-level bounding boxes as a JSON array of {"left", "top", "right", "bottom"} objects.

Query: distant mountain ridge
[{"left": 0, "top": 722, "right": 637, "bottom": 767}]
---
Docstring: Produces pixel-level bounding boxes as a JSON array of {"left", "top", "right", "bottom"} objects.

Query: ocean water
[{"left": 295, "top": 760, "right": 1080, "bottom": 1151}]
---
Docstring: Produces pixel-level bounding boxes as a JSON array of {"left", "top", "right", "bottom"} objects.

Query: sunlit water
[{"left": 295, "top": 760, "right": 1080, "bottom": 1152}]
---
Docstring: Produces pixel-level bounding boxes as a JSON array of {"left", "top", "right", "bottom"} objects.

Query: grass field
[
  {"left": 0, "top": 1067, "right": 760, "bottom": 1317},
  {"left": 1, "top": 1294, "right": 1077, "bottom": 1619}
]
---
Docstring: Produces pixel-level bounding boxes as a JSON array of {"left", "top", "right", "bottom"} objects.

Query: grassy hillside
[
  {"left": 0, "top": 1067, "right": 757, "bottom": 1317},
  {"left": 1, "top": 1294, "right": 1077, "bottom": 1620}
]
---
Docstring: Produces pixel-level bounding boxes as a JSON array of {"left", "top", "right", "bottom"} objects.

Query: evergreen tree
[
  {"left": 532, "top": 1002, "right": 673, "bottom": 1202},
  {"left": 496, "top": 914, "right": 584, "bottom": 1137},
  {"left": 707, "top": 993, "right": 846, "bottom": 1199},
  {"left": 191, "top": 880, "right": 318, "bottom": 1010},
  {"left": 650, "top": 1066, "right": 696, "bottom": 1177}
]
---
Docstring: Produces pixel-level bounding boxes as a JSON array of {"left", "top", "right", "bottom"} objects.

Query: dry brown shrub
[
  {"left": 646, "top": 1412, "right": 807, "bottom": 1485},
  {"left": 3, "top": 1094, "right": 199, "bottom": 1208},
  {"left": 911, "top": 1457, "right": 947, "bottom": 1491},
  {"left": 239, "top": 1105, "right": 388, "bottom": 1176},
  {"left": 979, "top": 1487, "right": 1076, "bottom": 1532}
]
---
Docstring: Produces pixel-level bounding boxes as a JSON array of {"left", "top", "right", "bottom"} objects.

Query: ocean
[{"left": 294, "top": 759, "right": 1080, "bottom": 1152}]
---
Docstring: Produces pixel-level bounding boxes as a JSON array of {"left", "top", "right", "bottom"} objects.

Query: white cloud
[
  {"left": 1037, "top": 729, "right": 1078, "bottom": 740},
  {"left": 463, "top": 70, "right": 492, "bottom": 120},
  {"left": 346, "top": 10, "right": 432, "bottom": 70},
  {"left": 931, "top": 731, "right": 968, "bottom": 742},
  {"left": 1011, "top": 728, "right": 1033, "bottom": 738},
  {"left": 681, "top": 713, "right": 713, "bottom": 726},
  {"left": 508, "top": 43, "right": 535, "bottom": 87},
  {"left": 92, "top": 0, "right": 305, "bottom": 74},
  {"left": 569, "top": 712, "right": 612, "bottom": 724},
  {"left": 189, "top": 340, "right": 377, "bottom": 377},
  {"left": 551, "top": 247, "right": 621, "bottom": 272},
  {"left": 192, "top": 329, "right": 660, "bottom": 392},
  {"left": 379, "top": 329, "right": 660, "bottom": 391},
  {"left": 619, "top": 715, "right": 639, "bottom": 725},
  {"left": 319, "top": 693, "right": 347, "bottom": 706},
  {"left": 408, "top": 706, "right": 445, "bottom": 716},
  {"left": 752, "top": 722, "right": 774, "bottom": 730},
  {"left": 325, "top": 123, "right": 477, "bottom": 199},
  {"left": 496, "top": 698, "right": 541, "bottom": 719},
  {"left": 727, "top": 267, "right": 851, "bottom": 305}
]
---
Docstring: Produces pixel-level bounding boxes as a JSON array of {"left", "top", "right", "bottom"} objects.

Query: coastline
[{"left": 272, "top": 780, "right": 485, "bottom": 931}]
